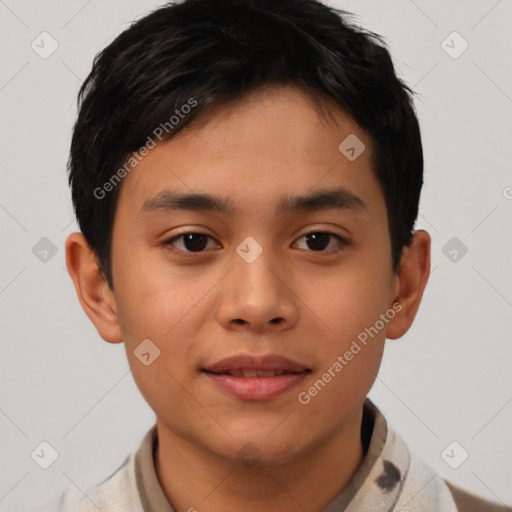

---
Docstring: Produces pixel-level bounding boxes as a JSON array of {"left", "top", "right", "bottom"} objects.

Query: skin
[{"left": 66, "top": 84, "right": 431, "bottom": 512}]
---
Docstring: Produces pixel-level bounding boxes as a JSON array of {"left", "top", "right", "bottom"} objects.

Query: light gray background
[{"left": 1, "top": 0, "right": 511, "bottom": 510}]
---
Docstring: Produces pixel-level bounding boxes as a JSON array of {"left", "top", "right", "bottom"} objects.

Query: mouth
[
  {"left": 202, "top": 353, "right": 311, "bottom": 401},
  {"left": 205, "top": 369, "right": 305, "bottom": 377}
]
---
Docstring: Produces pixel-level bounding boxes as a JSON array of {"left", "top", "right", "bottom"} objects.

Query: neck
[{"left": 154, "top": 407, "right": 365, "bottom": 512}]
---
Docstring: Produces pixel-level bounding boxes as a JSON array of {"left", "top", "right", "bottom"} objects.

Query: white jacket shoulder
[{"left": 38, "top": 454, "right": 143, "bottom": 512}]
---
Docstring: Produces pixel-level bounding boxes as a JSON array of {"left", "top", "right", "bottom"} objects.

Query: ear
[
  {"left": 65, "top": 232, "right": 123, "bottom": 344},
  {"left": 386, "top": 230, "right": 431, "bottom": 340}
]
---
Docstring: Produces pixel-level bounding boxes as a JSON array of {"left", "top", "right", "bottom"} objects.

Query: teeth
[
  {"left": 227, "top": 369, "right": 246, "bottom": 377},
  {"left": 258, "top": 370, "right": 287, "bottom": 377},
  {"left": 220, "top": 369, "right": 289, "bottom": 377}
]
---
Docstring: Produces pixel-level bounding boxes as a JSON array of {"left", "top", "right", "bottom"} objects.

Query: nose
[{"left": 215, "top": 244, "right": 299, "bottom": 334}]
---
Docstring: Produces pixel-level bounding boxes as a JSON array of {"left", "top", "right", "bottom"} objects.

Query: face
[{"left": 108, "top": 85, "right": 400, "bottom": 463}]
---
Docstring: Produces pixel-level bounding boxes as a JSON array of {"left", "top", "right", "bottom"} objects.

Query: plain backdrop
[{"left": 1, "top": 0, "right": 511, "bottom": 510}]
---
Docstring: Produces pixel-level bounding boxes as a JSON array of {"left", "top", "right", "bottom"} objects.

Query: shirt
[{"left": 38, "top": 399, "right": 511, "bottom": 511}]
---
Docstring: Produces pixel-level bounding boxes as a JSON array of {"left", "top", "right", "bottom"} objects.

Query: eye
[
  {"left": 163, "top": 232, "right": 221, "bottom": 255},
  {"left": 293, "top": 230, "right": 348, "bottom": 253},
  {"left": 163, "top": 229, "right": 348, "bottom": 256}
]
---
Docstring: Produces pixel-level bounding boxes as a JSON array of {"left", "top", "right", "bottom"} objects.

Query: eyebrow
[{"left": 139, "top": 187, "right": 368, "bottom": 217}]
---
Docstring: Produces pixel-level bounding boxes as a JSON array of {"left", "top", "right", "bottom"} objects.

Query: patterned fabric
[{"left": 37, "top": 399, "right": 495, "bottom": 511}]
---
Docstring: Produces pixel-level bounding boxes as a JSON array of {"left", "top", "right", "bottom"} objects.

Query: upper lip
[{"left": 203, "top": 353, "right": 309, "bottom": 373}]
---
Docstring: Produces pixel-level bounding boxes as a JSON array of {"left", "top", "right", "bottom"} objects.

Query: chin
[{"left": 207, "top": 426, "right": 312, "bottom": 467}]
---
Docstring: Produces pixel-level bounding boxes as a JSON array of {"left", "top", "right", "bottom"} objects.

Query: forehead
[{"left": 115, "top": 84, "right": 383, "bottom": 221}]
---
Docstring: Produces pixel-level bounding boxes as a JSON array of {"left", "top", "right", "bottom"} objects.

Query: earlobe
[
  {"left": 65, "top": 232, "right": 123, "bottom": 344},
  {"left": 386, "top": 230, "right": 431, "bottom": 340}
]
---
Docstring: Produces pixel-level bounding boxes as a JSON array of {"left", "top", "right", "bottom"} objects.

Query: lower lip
[{"left": 203, "top": 371, "right": 309, "bottom": 401}]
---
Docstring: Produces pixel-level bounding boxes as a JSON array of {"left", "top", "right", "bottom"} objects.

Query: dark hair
[{"left": 68, "top": 0, "right": 423, "bottom": 290}]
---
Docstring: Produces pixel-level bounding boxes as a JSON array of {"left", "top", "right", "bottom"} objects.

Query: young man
[{"left": 42, "top": 0, "right": 509, "bottom": 510}]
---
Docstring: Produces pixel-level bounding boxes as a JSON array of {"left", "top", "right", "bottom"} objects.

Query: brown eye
[
  {"left": 164, "top": 232, "right": 220, "bottom": 254},
  {"left": 179, "top": 233, "right": 208, "bottom": 252},
  {"left": 294, "top": 231, "right": 348, "bottom": 252},
  {"left": 305, "top": 232, "right": 330, "bottom": 251}
]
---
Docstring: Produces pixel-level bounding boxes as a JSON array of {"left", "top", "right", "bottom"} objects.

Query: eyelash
[{"left": 162, "top": 229, "right": 349, "bottom": 257}]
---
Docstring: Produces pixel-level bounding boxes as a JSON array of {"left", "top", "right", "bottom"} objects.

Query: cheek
[
  {"left": 111, "top": 247, "right": 211, "bottom": 377},
  {"left": 112, "top": 244, "right": 190, "bottom": 336},
  {"left": 310, "top": 259, "right": 393, "bottom": 345},
  {"left": 302, "top": 239, "right": 393, "bottom": 398},
  {"left": 296, "top": 272, "right": 389, "bottom": 426},
  {"left": 113, "top": 254, "right": 206, "bottom": 426}
]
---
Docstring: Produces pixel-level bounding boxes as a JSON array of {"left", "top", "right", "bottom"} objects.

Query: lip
[
  {"left": 202, "top": 353, "right": 311, "bottom": 401},
  {"left": 203, "top": 353, "right": 309, "bottom": 373}
]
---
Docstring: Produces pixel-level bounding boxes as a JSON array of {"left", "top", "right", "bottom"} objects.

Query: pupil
[
  {"left": 306, "top": 232, "right": 329, "bottom": 251},
  {"left": 181, "top": 233, "right": 330, "bottom": 252},
  {"left": 184, "top": 233, "right": 207, "bottom": 251}
]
